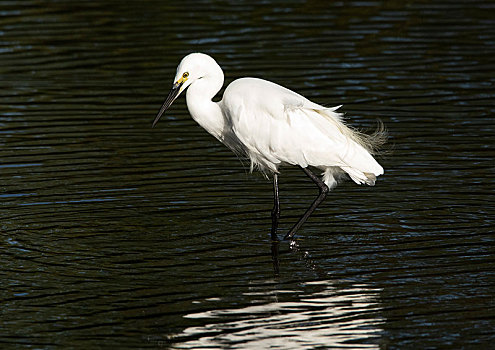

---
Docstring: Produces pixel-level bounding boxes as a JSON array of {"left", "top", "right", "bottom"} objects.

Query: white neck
[{"left": 185, "top": 70, "right": 225, "bottom": 141}]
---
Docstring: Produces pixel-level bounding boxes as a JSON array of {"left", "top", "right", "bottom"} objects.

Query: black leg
[
  {"left": 271, "top": 240, "right": 280, "bottom": 275},
  {"left": 271, "top": 173, "right": 280, "bottom": 241},
  {"left": 284, "top": 167, "right": 329, "bottom": 240}
]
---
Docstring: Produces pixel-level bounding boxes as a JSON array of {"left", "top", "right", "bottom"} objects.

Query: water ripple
[{"left": 1, "top": 0, "right": 494, "bottom": 349}]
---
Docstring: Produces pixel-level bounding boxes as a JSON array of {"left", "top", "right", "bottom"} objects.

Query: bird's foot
[{"left": 283, "top": 231, "right": 296, "bottom": 241}]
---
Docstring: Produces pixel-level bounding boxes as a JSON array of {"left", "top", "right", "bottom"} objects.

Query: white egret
[{"left": 153, "top": 53, "right": 386, "bottom": 240}]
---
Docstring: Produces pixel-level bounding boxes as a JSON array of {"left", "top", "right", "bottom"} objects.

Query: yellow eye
[{"left": 182, "top": 72, "right": 189, "bottom": 79}]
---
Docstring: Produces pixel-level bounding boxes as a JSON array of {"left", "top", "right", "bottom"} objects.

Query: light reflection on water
[{"left": 173, "top": 280, "right": 383, "bottom": 349}]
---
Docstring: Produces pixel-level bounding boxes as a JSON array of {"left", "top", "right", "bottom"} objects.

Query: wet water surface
[{"left": 1, "top": 1, "right": 494, "bottom": 348}]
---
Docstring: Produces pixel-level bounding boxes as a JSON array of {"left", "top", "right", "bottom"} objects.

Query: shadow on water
[{"left": 1, "top": 0, "right": 495, "bottom": 348}]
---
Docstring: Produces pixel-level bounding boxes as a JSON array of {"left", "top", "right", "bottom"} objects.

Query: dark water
[{"left": 1, "top": 0, "right": 494, "bottom": 348}]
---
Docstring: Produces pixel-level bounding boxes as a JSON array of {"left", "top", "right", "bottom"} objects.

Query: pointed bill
[{"left": 152, "top": 81, "right": 183, "bottom": 128}]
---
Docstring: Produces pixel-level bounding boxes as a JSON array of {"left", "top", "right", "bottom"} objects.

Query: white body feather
[{"left": 177, "top": 53, "right": 383, "bottom": 190}]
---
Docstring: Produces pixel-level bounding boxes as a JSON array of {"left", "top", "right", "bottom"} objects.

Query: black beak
[{"left": 152, "top": 82, "right": 183, "bottom": 128}]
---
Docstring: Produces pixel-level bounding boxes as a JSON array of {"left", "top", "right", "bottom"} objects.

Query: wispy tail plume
[{"left": 364, "top": 119, "right": 388, "bottom": 155}]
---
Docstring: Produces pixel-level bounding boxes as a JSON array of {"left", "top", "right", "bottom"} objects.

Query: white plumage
[
  {"left": 221, "top": 77, "right": 383, "bottom": 188},
  {"left": 153, "top": 53, "right": 386, "bottom": 240}
]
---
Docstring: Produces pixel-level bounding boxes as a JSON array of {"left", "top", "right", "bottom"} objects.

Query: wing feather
[{"left": 220, "top": 77, "right": 384, "bottom": 184}]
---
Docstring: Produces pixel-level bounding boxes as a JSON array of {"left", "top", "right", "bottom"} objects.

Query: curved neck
[{"left": 185, "top": 69, "right": 225, "bottom": 140}]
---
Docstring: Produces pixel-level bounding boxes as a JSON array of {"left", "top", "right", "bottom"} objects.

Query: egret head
[{"left": 152, "top": 53, "right": 222, "bottom": 127}]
